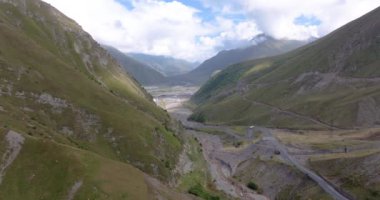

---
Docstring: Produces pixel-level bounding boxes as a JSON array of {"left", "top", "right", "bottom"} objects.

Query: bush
[
  {"left": 188, "top": 113, "right": 206, "bottom": 123},
  {"left": 164, "top": 160, "right": 170, "bottom": 169},
  {"left": 233, "top": 141, "right": 243, "bottom": 148},
  {"left": 369, "top": 189, "right": 379, "bottom": 197},
  {"left": 247, "top": 181, "right": 258, "bottom": 191}
]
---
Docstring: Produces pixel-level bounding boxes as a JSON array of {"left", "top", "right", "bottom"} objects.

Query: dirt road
[{"left": 170, "top": 106, "right": 350, "bottom": 200}]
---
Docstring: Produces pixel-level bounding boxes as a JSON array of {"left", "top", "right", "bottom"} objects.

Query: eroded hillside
[{"left": 0, "top": 0, "right": 186, "bottom": 198}]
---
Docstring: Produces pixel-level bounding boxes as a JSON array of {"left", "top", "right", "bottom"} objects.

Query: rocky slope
[
  {"left": 0, "top": 0, "right": 188, "bottom": 198},
  {"left": 191, "top": 7, "right": 380, "bottom": 129}
]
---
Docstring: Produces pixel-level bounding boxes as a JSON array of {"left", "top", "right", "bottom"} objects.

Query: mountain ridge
[
  {"left": 104, "top": 45, "right": 168, "bottom": 86},
  {"left": 191, "top": 6, "right": 380, "bottom": 129},
  {"left": 171, "top": 35, "right": 308, "bottom": 85},
  {"left": 129, "top": 52, "right": 198, "bottom": 77}
]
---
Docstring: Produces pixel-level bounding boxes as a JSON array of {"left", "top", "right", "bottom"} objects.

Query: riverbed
[{"left": 144, "top": 86, "right": 199, "bottom": 111}]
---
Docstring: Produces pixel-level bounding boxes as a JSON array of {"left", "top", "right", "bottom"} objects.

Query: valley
[
  {"left": 0, "top": 0, "right": 379, "bottom": 199},
  {"left": 148, "top": 86, "right": 380, "bottom": 199}
]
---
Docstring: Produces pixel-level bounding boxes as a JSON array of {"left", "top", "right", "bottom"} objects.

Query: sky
[{"left": 42, "top": 0, "right": 380, "bottom": 62}]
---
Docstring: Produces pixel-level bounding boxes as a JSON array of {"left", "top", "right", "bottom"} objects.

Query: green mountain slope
[
  {"left": 191, "top": 7, "right": 380, "bottom": 129},
  {"left": 0, "top": 0, "right": 184, "bottom": 198},
  {"left": 129, "top": 53, "right": 198, "bottom": 77},
  {"left": 0, "top": 130, "right": 192, "bottom": 200},
  {"left": 172, "top": 35, "right": 307, "bottom": 85},
  {"left": 104, "top": 46, "right": 168, "bottom": 86}
]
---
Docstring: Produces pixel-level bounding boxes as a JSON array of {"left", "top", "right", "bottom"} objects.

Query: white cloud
[
  {"left": 43, "top": 0, "right": 260, "bottom": 61},
  {"left": 202, "top": 19, "right": 261, "bottom": 50},
  {"left": 42, "top": 0, "right": 380, "bottom": 61},
  {"left": 201, "top": 0, "right": 380, "bottom": 40}
]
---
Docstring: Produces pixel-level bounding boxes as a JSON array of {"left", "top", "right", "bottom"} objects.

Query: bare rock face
[
  {"left": 37, "top": 93, "right": 69, "bottom": 111},
  {"left": 66, "top": 180, "right": 83, "bottom": 200},
  {"left": 0, "top": 130, "right": 25, "bottom": 185}
]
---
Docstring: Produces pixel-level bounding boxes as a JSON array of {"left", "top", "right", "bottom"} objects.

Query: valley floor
[{"left": 147, "top": 86, "right": 380, "bottom": 200}]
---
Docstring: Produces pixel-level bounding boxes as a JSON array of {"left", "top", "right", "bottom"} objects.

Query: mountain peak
[{"left": 250, "top": 33, "right": 271, "bottom": 45}]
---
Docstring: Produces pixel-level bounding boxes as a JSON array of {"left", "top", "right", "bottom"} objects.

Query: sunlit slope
[
  {"left": 172, "top": 35, "right": 307, "bottom": 85},
  {"left": 0, "top": 131, "right": 193, "bottom": 200},
  {"left": 0, "top": 0, "right": 181, "bottom": 187},
  {"left": 191, "top": 7, "right": 380, "bottom": 129}
]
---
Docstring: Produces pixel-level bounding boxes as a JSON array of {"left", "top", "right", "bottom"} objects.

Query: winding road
[
  {"left": 149, "top": 84, "right": 351, "bottom": 200},
  {"left": 257, "top": 127, "right": 350, "bottom": 200},
  {"left": 171, "top": 107, "right": 268, "bottom": 200},
  {"left": 171, "top": 107, "right": 350, "bottom": 200}
]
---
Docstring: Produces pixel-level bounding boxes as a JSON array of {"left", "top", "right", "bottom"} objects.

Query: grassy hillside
[
  {"left": 104, "top": 46, "right": 168, "bottom": 86},
  {"left": 191, "top": 7, "right": 380, "bottom": 129},
  {"left": 310, "top": 150, "right": 380, "bottom": 200},
  {"left": 172, "top": 35, "right": 307, "bottom": 85},
  {"left": 0, "top": 130, "right": 193, "bottom": 200},
  {"left": 274, "top": 128, "right": 380, "bottom": 199},
  {"left": 0, "top": 0, "right": 184, "bottom": 198}
]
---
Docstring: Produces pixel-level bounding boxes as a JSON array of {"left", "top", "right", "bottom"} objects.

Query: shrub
[
  {"left": 164, "top": 160, "right": 170, "bottom": 169},
  {"left": 233, "top": 141, "right": 243, "bottom": 148},
  {"left": 188, "top": 113, "right": 206, "bottom": 123},
  {"left": 247, "top": 181, "right": 258, "bottom": 191}
]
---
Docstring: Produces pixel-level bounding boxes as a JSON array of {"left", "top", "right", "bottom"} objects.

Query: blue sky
[
  {"left": 43, "top": 0, "right": 380, "bottom": 61},
  {"left": 115, "top": 0, "right": 134, "bottom": 9},
  {"left": 294, "top": 15, "right": 322, "bottom": 26}
]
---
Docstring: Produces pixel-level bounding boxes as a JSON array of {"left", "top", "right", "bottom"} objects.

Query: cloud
[
  {"left": 43, "top": 0, "right": 260, "bottom": 61},
  {"left": 201, "top": 0, "right": 380, "bottom": 40},
  {"left": 42, "top": 0, "right": 380, "bottom": 61}
]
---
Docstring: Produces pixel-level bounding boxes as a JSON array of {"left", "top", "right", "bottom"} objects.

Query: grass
[
  {"left": 233, "top": 157, "right": 331, "bottom": 199},
  {"left": 243, "top": 61, "right": 273, "bottom": 78},
  {"left": 310, "top": 151, "right": 380, "bottom": 200},
  {"left": 0, "top": 0, "right": 181, "bottom": 187},
  {"left": 274, "top": 128, "right": 380, "bottom": 151},
  {"left": 230, "top": 126, "right": 248, "bottom": 136},
  {"left": 177, "top": 137, "right": 208, "bottom": 190},
  {"left": 192, "top": 94, "right": 323, "bottom": 129},
  {"left": 188, "top": 184, "right": 220, "bottom": 200},
  {"left": 0, "top": 131, "right": 153, "bottom": 200},
  {"left": 309, "top": 149, "right": 380, "bottom": 161}
]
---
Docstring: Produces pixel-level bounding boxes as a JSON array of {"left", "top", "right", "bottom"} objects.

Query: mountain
[
  {"left": 191, "top": 7, "right": 380, "bottom": 129},
  {"left": 129, "top": 53, "right": 198, "bottom": 77},
  {"left": 104, "top": 46, "right": 168, "bottom": 86},
  {"left": 0, "top": 0, "right": 189, "bottom": 199},
  {"left": 172, "top": 34, "right": 307, "bottom": 85}
]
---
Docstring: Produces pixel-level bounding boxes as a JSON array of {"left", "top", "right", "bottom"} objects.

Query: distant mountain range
[
  {"left": 104, "top": 46, "right": 168, "bottom": 85},
  {"left": 104, "top": 35, "right": 309, "bottom": 87},
  {"left": 191, "top": 7, "right": 380, "bottom": 129},
  {"left": 129, "top": 53, "right": 198, "bottom": 77},
  {"left": 170, "top": 34, "right": 308, "bottom": 85}
]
